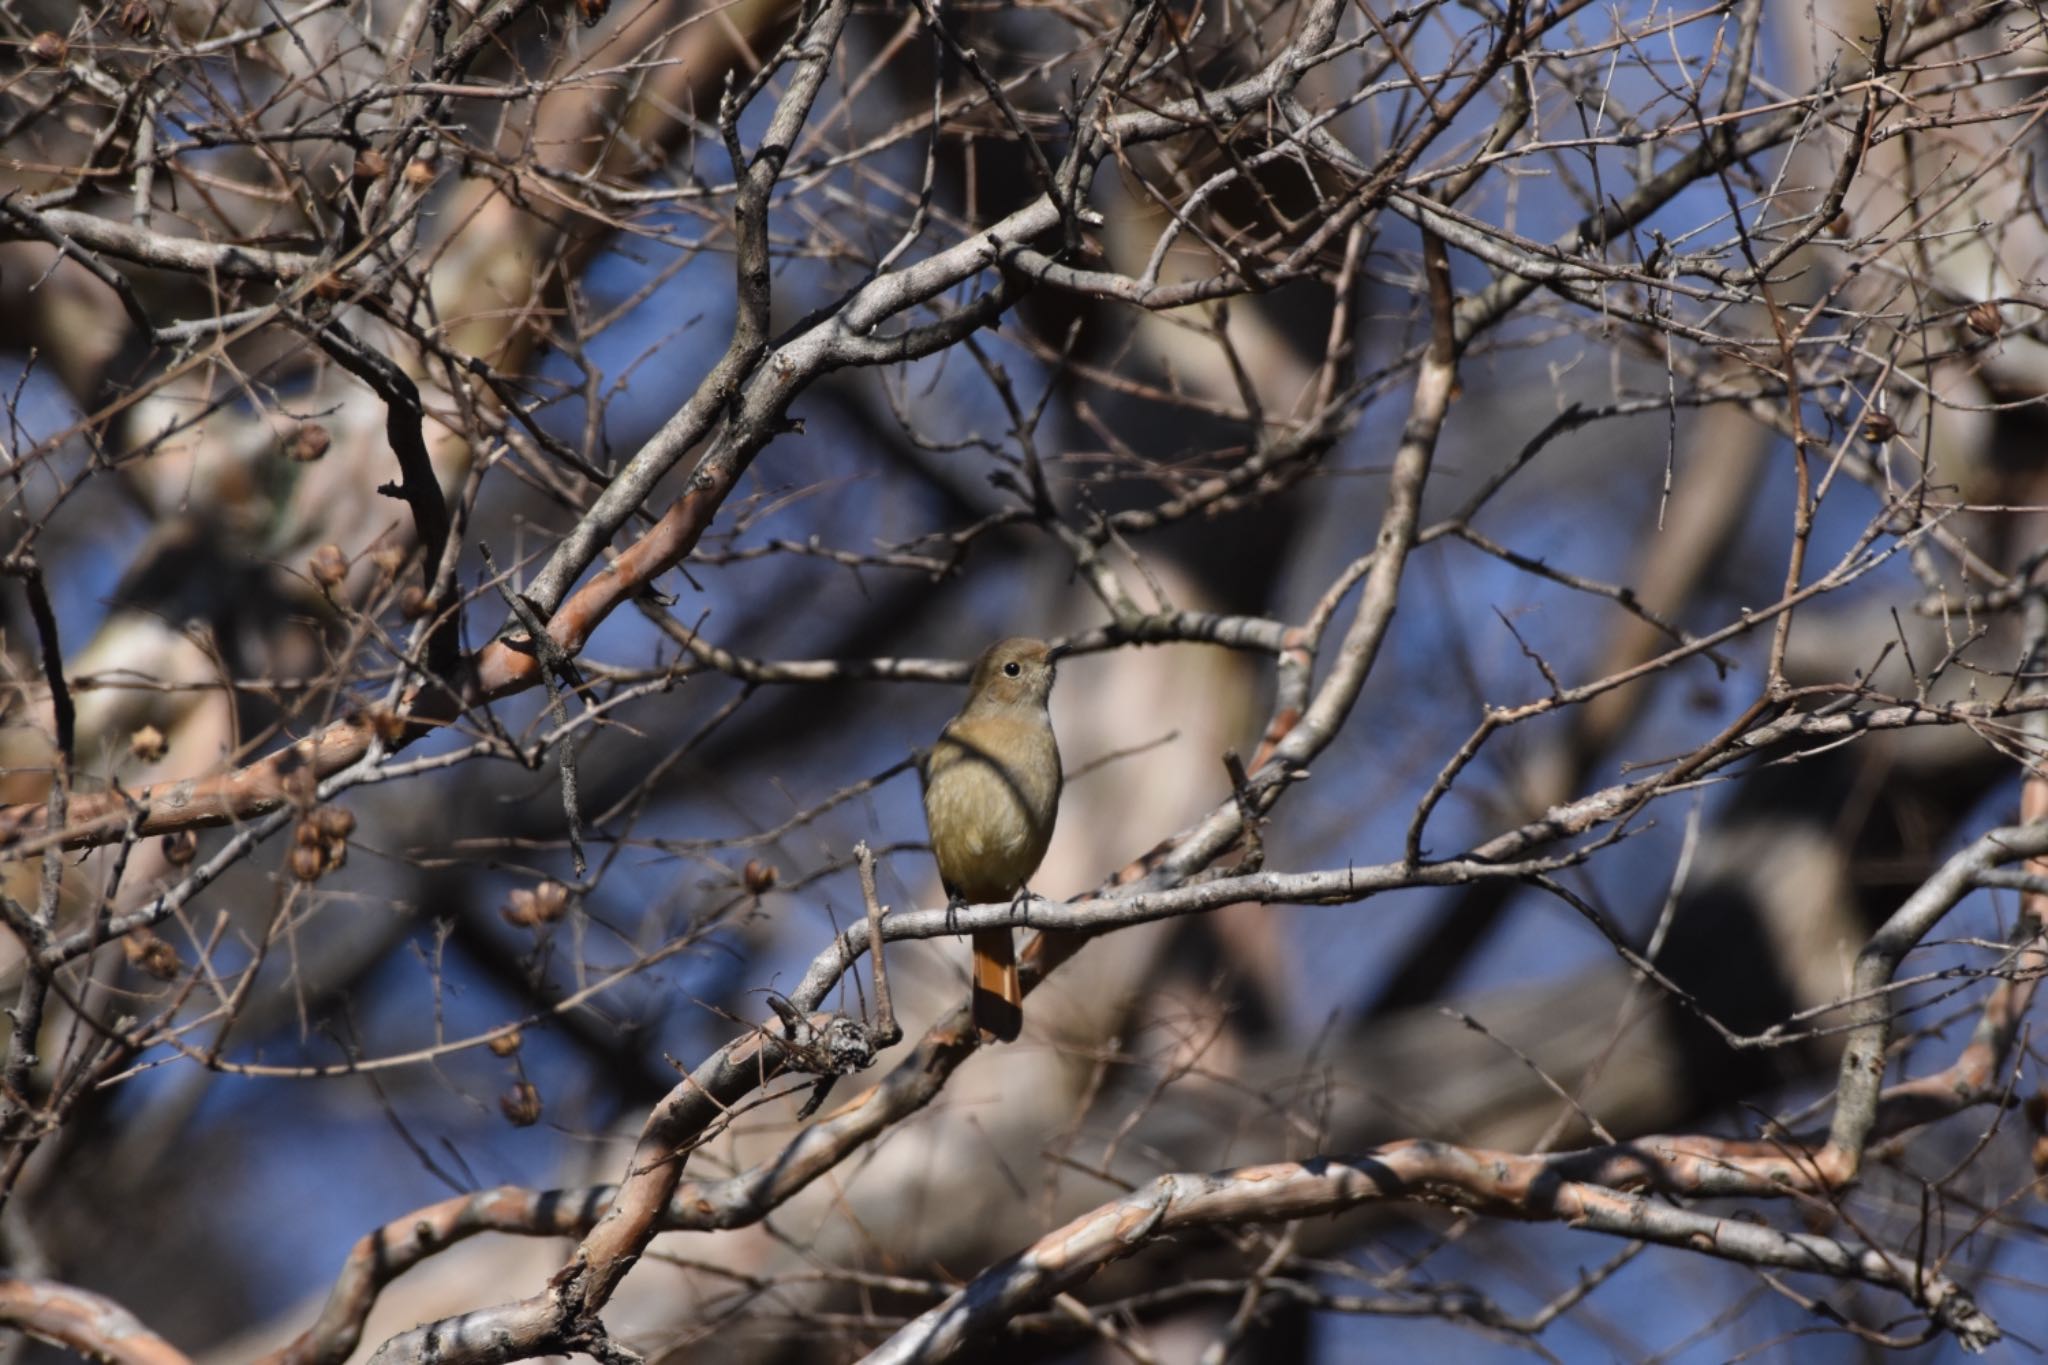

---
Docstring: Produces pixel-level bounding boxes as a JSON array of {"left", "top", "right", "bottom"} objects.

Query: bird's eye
[{"left": 1003, "top": 661, "right": 1022, "bottom": 677}]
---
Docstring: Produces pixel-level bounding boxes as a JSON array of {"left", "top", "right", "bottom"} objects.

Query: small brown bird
[{"left": 922, "top": 637, "right": 1064, "bottom": 1042}]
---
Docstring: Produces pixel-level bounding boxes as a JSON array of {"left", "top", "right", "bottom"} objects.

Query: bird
[{"left": 922, "top": 637, "right": 1064, "bottom": 1043}]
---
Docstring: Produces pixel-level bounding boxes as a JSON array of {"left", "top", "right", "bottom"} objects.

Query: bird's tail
[{"left": 971, "top": 929, "right": 1023, "bottom": 1043}]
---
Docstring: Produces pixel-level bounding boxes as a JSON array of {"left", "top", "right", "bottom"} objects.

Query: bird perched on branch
[{"left": 922, "top": 637, "right": 1064, "bottom": 1042}]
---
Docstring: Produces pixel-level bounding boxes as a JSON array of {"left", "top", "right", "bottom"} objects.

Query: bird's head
[{"left": 965, "top": 636, "right": 1062, "bottom": 710}]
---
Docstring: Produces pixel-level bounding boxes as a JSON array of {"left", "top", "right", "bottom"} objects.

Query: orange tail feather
[{"left": 971, "top": 929, "right": 1022, "bottom": 1042}]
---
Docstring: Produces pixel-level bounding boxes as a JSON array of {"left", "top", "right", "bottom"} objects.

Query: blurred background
[{"left": 3, "top": 0, "right": 2048, "bottom": 1360}]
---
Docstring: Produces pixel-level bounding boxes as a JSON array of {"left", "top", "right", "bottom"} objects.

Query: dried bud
[
  {"left": 366, "top": 705, "right": 408, "bottom": 743},
  {"left": 309, "top": 543, "right": 348, "bottom": 588},
  {"left": 1825, "top": 209, "right": 1850, "bottom": 238},
  {"left": 119, "top": 2, "right": 155, "bottom": 35},
  {"left": 123, "top": 930, "right": 181, "bottom": 981},
  {"left": 398, "top": 584, "right": 432, "bottom": 619},
  {"left": 2035, "top": 1133, "right": 2048, "bottom": 1181},
  {"left": 323, "top": 840, "right": 348, "bottom": 872},
  {"left": 352, "top": 148, "right": 389, "bottom": 181},
  {"left": 402, "top": 159, "right": 436, "bottom": 189},
  {"left": 1859, "top": 411, "right": 1896, "bottom": 444},
  {"left": 294, "top": 818, "right": 324, "bottom": 848},
  {"left": 500, "top": 1082, "right": 543, "bottom": 1127},
  {"left": 573, "top": 0, "right": 609, "bottom": 25},
  {"left": 502, "top": 881, "right": 570, "bottom": 928},
  {"left": 28, "top": 32, "right": 67, "bottom": 64},
  {"left": 1966, "top": 300, "right": 2003, "bottom": 339},
  {"left": 502, "top": 889, "right": 538, "bottom": 927},
  {"left": 129, "top": 724, "right": 167, "bottom": 763},
  {"left": 289, "top": 843, "right": 326, "bottom": 882},
  {"left": 310, "top": 273, "right": 347, "bottom": 301},
  {"left": 310, "top": 805, "right": 356, "bottom": 841},
  {"left": 531, "top": 880, "right": 569, "bottom": 921},
  {"left": 742, "top": 858, "right": 778, "bottom": 895},
  {"left": 288, "top": 423, "right": 331, "bottom": 463},
  {"left": 161, "top": 828, "right": 198, "bottom": 866},
  {"left": 369, "top": 542, "right": 406, "bottom": 577},
  {"left": 2025, "top": 1087, "right": 2048, "bottom": 1134},
  {"left": 1796, "top": 1200, "right": 1838, "bottom": 1235},
  {"left": 488, "top": 1029, "right": 524, "bottom": 1057}
]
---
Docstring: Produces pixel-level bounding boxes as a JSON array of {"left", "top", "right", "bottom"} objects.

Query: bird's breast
[{"left": 922, "top": 712, "right": 1060, "bottom": 902}]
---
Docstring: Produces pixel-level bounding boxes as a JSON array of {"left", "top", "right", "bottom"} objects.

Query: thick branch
[
  {"left": 0, "top": 1276, "right": 190, "bottom": 1365},
  {"left": 861, "top": 1145, "right": 2001, "bottom": 1363}
]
